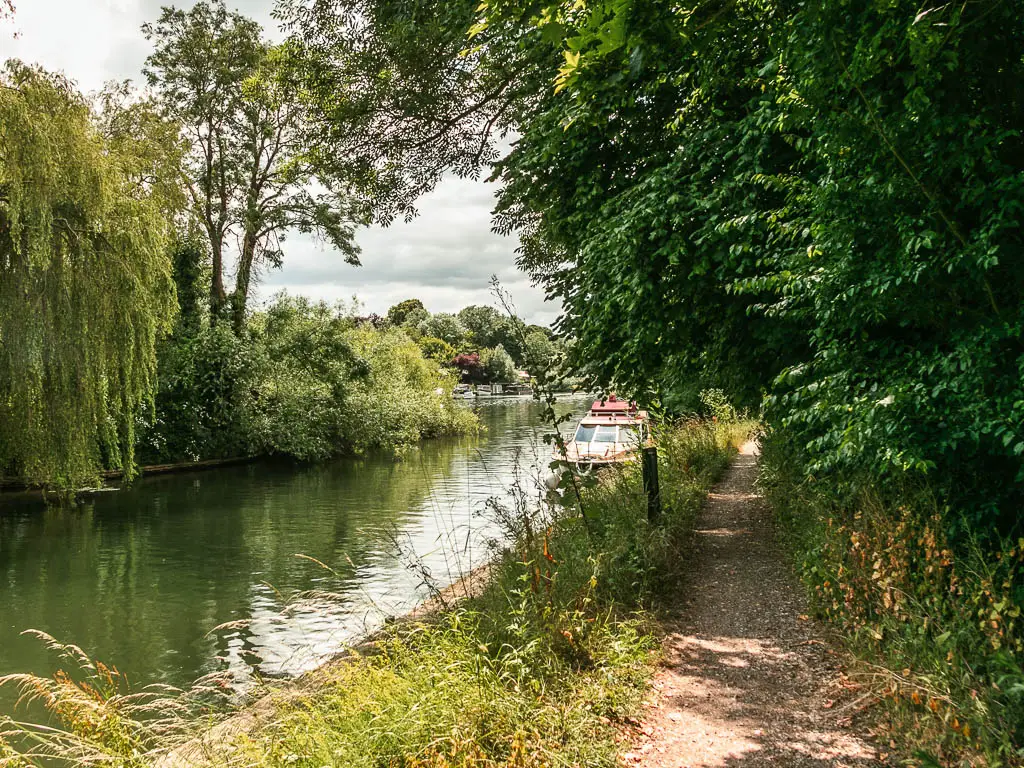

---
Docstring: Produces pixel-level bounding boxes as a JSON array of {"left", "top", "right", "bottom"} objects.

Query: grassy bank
[
  {"left": 0, "top": 419, "right": 750, "bottom": 767},
  {"left": 760, "top": 440, "right": 1024, "bottom": 766}
]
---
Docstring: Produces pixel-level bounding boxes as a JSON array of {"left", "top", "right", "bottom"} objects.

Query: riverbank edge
[
  {"left": 156, "top": 563, "right": 496, "bottom": 768},
  {"left": 0, "top": 408, "right": 484, "bottom": 500},
  {"left": 0, "top": 458, "right": 255, "bottom": 496},
  {"left": 150, "top": 421, "right": 754, "bottom": 768},
  {"left": 0, "top": 396, "right": 594, "bottom": 499}
]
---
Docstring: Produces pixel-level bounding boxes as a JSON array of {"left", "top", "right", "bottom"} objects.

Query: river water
[{"left": 0, "top": 396, "right": 589, "bottom": 714}]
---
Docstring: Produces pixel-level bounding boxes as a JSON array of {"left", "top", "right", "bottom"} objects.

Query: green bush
[
  {"left": 140, "top": 324, "right": 259, "bottom": 463},
  {"left": 246, "top": 295, "right": 364, "bottom": 461},
  {"left": 479, "top": 344, "right": 516, "bottom": 383},
  {"left": 339, "top": 325, "right": 477, "bottom": 455},
  {"left": 416, "top": 336, "right": 456, "bottom": 365},
  {"left": 139, "top": 296, "right": 476, "bottom": 466}
]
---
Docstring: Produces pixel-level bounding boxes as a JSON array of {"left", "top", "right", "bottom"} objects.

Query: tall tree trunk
[
  {"left": 210, "top": 239, "right": 227, "bottom": 323},
  {"left": 231, "top": 229, "right": 256, "bottom": 335}
]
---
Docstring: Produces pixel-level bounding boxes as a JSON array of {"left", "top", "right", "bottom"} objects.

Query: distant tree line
[{"left": 383, "top": 298, "right": 563, "bottom": 385}]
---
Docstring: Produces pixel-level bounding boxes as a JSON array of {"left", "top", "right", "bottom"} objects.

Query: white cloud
[
  {"left": 4, "top": 0, "right": 556, "bottom": 323},
  {"left": 3, "top": 0, "right": 278, "bottom": 91},
  {"left": 257, "top": 175, "right": 557, "bottom": 324}
]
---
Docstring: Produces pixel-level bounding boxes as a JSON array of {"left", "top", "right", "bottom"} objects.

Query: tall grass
[
  {"left": 760, "top": 438, "right": 1024, "bottom": 766},
  {"left": 1, "top": 418, "right": 751, "bottom": 768},
  {"left": 0, "top": 631, "right": 232, "bottom": 767}
]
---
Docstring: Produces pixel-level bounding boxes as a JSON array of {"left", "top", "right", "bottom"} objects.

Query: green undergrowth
[
  {"left": 0, "top": 419, "right": 751, "bottom": 768},
  {"left": 760, "top": 440, "right": 1024, "bottom": 767},
  {"left": 139, "top": 295, "right": 479, "bottom": 470}
]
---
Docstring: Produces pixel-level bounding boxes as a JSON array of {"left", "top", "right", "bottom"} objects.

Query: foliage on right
[
  {"left": 469, "top": 0, "right": 1024, "bottom": 525},
  {"left": 461, "top": 1, "right": 1024, "bottom": 761},
  {"left": 282, "top": 0, "right": 1024, "bottom": 760}
]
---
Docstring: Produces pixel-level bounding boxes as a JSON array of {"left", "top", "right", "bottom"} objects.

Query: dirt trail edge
[{"left": 627, "top": 441, "right": 884, "bottom": 768}]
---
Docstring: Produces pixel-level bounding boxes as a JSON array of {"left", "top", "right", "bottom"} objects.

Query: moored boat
[{"left": 554, "top": 397, "right": 650, "bottom": 472}]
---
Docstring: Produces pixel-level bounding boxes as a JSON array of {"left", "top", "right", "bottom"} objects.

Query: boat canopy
[{"left": 587, "top": 397, "right": 645, "bottom": 420}]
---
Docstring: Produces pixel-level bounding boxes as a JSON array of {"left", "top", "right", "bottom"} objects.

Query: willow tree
[{"left": 0, "top": 61, "right": 175, "bottom": 488}]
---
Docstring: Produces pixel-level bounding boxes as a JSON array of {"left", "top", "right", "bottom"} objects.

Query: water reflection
[{"left": 0, "top": 396, "right": 588, "bottom": 713}]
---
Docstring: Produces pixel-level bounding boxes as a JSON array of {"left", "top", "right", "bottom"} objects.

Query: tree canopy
[
  {"left": 276, "top": 0, "right": 526, "bottom": 222},
  {"left": 492, "top": 0, "right": 1024, "bottom": 525},
  {"left": 457, "top": 304, "right": 525, "bottom": 361},
  {"left": 285, "top": 0, "right": 1024, "bottom": 528},
  {"left": 143, "top": 0, "right": 365, "bottom": 333},
  {"left": 417, "top": 312, "right": 465, "bottom": 347},
  {"left": 480, "top": 344, "right": 515, "bottom": 383},
  {"left": 386, "top": 298, "right": 426, "bottom": 326}
]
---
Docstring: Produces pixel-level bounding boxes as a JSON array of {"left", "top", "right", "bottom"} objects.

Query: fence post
[{"left": 642, "top": 446, "right": 661, "bottom": 524}]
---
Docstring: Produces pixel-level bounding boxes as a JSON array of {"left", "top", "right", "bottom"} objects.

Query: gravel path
[{"left": 625, "top": 442, "right": 884, "bottom": 768}]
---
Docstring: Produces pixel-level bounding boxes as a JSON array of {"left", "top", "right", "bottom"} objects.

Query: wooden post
[{"left": 642, "top": 446, "right": 661, "bottom": 524}]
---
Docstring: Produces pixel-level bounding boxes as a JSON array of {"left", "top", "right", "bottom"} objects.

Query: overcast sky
[{"left": 1, "top": 0, "right": 558, "bottom": 325}]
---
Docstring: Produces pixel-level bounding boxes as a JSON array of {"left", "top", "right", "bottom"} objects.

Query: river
[{"left": 0, "top": 395, "right": 589, "bottom": 715}]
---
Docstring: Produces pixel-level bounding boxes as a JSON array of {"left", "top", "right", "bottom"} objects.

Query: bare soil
[{"left": 624, "top": 442, "right": 886, "bottom": 768}]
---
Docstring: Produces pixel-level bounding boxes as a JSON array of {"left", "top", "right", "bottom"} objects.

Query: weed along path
[{"left": 628, "top": 442, "right": 883, "bottom": 768}]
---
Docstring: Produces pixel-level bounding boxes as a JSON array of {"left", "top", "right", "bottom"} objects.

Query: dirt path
[{"left": 626, "top": 442, "right": 884, "bottom": 768}]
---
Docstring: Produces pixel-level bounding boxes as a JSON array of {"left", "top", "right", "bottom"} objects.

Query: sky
[{"left": 0, "top": 0, "right": 558, "bottom": 325}]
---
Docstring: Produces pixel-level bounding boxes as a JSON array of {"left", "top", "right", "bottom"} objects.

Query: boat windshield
[
  {"left": 618, "top": 425, "right": 643, "bottom": 446},
  {"left": 574, "top": 425, "right": 596, "bottom": 442},
  {"left": 574, "top": 424, "right": 619, "bottom": 442}
]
